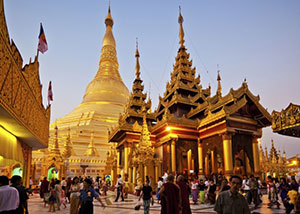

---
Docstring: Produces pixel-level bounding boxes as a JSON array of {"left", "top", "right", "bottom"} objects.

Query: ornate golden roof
[
  {"left": 0, "top": 0, "right": 50, "bottom": 149},
  {"left": 272, "top": 103, "right": 300, "bottom": 137}
]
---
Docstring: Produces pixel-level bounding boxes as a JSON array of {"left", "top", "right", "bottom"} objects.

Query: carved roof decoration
[
  {"left": 272, "top": 103, "right": 300, "bottom": 137},
  {"left": 0, "top": 0, "right": 50, "bottom": 148}
]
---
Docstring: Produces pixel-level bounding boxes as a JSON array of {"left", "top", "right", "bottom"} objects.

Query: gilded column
[
  {"left": 222, "top": 133, "right": 233, "bottom": 178},
  {"left": 252, "top": 137, "right": 260, "bottom": 177},
  {"left": 124, "top": 144, "right": 129, "bottom": 174},
  {"left": 117, "top": 149, "right": 120, "bottom": 175},
  {"left": 133, "top": 165, "right": 136, "bottom": 185},
  {"left": 128, "top": 167, "right": 132, "bottom": 183},
  {"left": 144, "top": 164, "right": 148, "bottom": 180},
  {"left": 111, "top": 168, "right": 114, "bottom": 184},
  {"left": 187, "top": 149, "right": 192, "bottom": 173},
  {"left": 155, "top": 163, "right": 159, "bottom": 184},
  {"left": 198, "top": 140, "right": 203, "bottom": 175},
  {"left": 211, "top": 150, "right": 215, "bottom": 173},
  {"left": 171, "top": 139, "right": 176, "bottom": 173}
]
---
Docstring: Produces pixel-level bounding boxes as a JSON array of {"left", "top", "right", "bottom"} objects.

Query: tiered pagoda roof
[
  {"left": 108, "top": 44, "right": 155, "bottom": 142},
  {"left": 154, "top": 10, "right": 210, "bottom": 129}
]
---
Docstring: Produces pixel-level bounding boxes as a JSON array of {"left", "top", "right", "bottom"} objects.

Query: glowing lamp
[{"left": 166, "top": 126, "right": 171, "bottom": 131}]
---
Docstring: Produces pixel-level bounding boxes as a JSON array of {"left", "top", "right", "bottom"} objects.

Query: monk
[
  {"left": 158, "top": 174, "right": 181, "bottom": 214},
  {"left": 177, "top": 175, "right": 191, "bottom": 214}
]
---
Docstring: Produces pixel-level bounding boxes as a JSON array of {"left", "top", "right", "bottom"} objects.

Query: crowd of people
[{"left": 2, "top": 172, "right": 300, "bottom": 214}]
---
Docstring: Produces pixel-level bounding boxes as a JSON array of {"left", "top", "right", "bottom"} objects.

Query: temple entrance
[
  {"left": 176, "top": 140, "right": 198, "bottom": 176},
  {"left": 47, "top": 167, "right": 59, "bottom": 180},
  {"left": 232, "top": 134, "right": 254, "bottom": 177}
]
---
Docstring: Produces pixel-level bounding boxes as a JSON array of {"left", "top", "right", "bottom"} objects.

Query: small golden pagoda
[
  {"left": 108, "top": 8, "right": 272, "bottom": 189},
  {"left": 259, "top": 140, "right": 288, "bottom": 180},
  {"left": 0, "top": 0, "right": 50, "bottom": 186},
  {"left": 32, "top": 6, "right": 129, "bottom": 181}
]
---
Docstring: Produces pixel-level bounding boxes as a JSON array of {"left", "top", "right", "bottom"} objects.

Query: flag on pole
[
  {"left": 38, "top": 23, "right": 48, "bottom": 54},
  {"left": 48, "top": 81, "right": 53, "bottom": 105}
]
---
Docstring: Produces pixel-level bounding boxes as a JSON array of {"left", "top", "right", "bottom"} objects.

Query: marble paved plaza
[{"left": 27, "top": 191, "right": 290, "bottom": 214}]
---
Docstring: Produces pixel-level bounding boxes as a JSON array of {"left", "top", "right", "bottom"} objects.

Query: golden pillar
[
  {"left": 211, "top": 150, "right": 215, "bottom": 173},
  {"left": 111, "top": 168, "right": 114, "bottom": 184},
  {"left": 155, "top": 164, "right": 159, "bottom": 184},
  {"left": 171, "top": 139, "right": 176, "bottom": 173},
  {"left": 128, "top": 167, "right": 132, "bottom": 183},
  {"left": 187, "top": 149, "right": 192, "bottom": 173},
  {"left": 124, "top": 144, "right": 129, "bottom": 174},
  {"left": 133, "top": 165, "right": 136, "bottom": 185},
  {"left": 252, "top": 137, "right": 260, "bottom": 177},
  {"left": 223, "top": 133, "right": 233, "bottom": 178},
  {"left": 198, "top": 140, "right": 203, "bottom": 175},
  {"left": 144, "top": 164, "right": 148, "bottom": 180},
  {"left": 117, "top": 149, "right": 120, "bottom": 175}
]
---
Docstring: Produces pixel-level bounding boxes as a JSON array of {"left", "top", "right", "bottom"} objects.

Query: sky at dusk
[{"left": 4, "top": 1, "right": 300, "bottom": 157}]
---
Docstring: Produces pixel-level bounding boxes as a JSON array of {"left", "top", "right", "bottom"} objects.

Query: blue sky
[{"left": 4, "top": 0, "right": 300, "bottom": 157}]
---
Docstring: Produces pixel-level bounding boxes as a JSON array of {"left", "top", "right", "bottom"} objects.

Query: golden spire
[
  {"left": 49, "top": 124, "right": 62, "bottom": 158},
  {"left": 140, "top": 106, "right": 151, "bottom": 147},
  {"left": 217, "top": 68, "right": 222, "bottom": 96},
  {"left": 81, "top": 4, "right": 129, "bottom": 104},
  {"left": 178, "top": 6, "right": 185, "bottom": 46},
  {"left": 85, "top": 131, "right": 99, "bottom": 157},
  {"left": 135, "top": 38, "right": 141, "bottom": 79},
  {"left": 62, "top": 127, "right": 74, "bottom": 159}
]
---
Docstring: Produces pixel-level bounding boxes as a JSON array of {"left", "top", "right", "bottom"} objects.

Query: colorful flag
[
  {"left": 48, "top": 81, "right": 53, "bottom": 104},
  {"left": 38, "top": 23, "right": 48, "bottom": 54}
]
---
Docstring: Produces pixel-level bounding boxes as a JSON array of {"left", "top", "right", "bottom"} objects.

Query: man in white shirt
[
  {"left": 0, "top": 175, "right": 19, "bottom": 213},
  {"left": 114, "top": 175, "right": 124, "bottom": 202}
]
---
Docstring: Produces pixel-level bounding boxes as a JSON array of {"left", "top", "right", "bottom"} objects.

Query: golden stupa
[{"left": 32, "top": 7, "right": 129, "bottom": 180}]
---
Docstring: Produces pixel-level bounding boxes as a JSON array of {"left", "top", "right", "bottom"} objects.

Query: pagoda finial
[
  {"left": 217, "top": 66, "right": 222, "bottom": 96},
  {"left": 135, "top": 37, "right": 141, "bottom": 79},
  {"left": 178, "top": 6, "right": 185, "bottom": 46},
  {"left": 105, "top": 2, "right": 113, "bottom": 27}
]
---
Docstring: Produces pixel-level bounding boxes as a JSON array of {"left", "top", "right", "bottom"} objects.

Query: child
[
  {"left": 49, "top": 184, "right": 57, "bottom": 212},
  {"left": 61, "top": 188, "right": 67, "bottom": 209}
]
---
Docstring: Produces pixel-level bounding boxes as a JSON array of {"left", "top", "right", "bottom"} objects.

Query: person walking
[
  {"left": 198, "top": 179, "right": 206, "bottom": 204},
  {"left": 177, "top": 175, "right": 191, "bottom": 214},
  {"left": 214, "top": 175, "right": 250, "bottom": 214},
  {"left": 248, "top": 175, "right": 259, "bottom": 208},
  {"left": 114, "top": 175, "right": 124, "bottom": 202},
  {"left": 191, "top": 177, "right": 199, "bottom": 204},
  {"left": 55, "top": 180, "right": 62, "bottom": 210},
  {"left": 10, "top": 175, "right": 29, "bottom": 214},
  {"left": 70, "top": 177, "right": 80, "bottom": 214},
  {"left": 156, "top": 177, "right": 163, "bottom": 203},
  {"left": 48, "top": 184, "right": 57, "bottom": 212},
  {"left": 158, "top": 174, "right": 181, "bottom": 214},
  {"left": 78, "top": 178, "right": 105, "bottom": 214},
  {"left": 40, "top": 177, "right": 49, "bottom": 206},
  {"left": 0, "top": 175, "right": 19, "bottom": 213},
  {"left": 138, "top": 179, "right": 154, "bottom": 214}
]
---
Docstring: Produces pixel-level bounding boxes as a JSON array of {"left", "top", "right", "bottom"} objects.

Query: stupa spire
[
  {"left": 178, "top": 6, "right": 185, "bottom": 46},
  {"left": 217, "top": 69, "right": 222, "bottom": 96},
  {"left": 81, "top": 4, "right": 129, "bottom": 104},
  {"left": 135, "top": 38, "right": 141, "bottom": 79},
  {"left": 85, "top": 131, "right": 99, "bottom": 157}
]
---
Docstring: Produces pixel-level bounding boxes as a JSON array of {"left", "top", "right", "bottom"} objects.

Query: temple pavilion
[
  {"left": 32, "top": 7, "right": 129, "bottom": 181},
  {"left": 108, "top": 9, "right": 272, "bottom": 190},
  {"left": 0, "top": 0, "right": 50, "bottom": 187}
]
